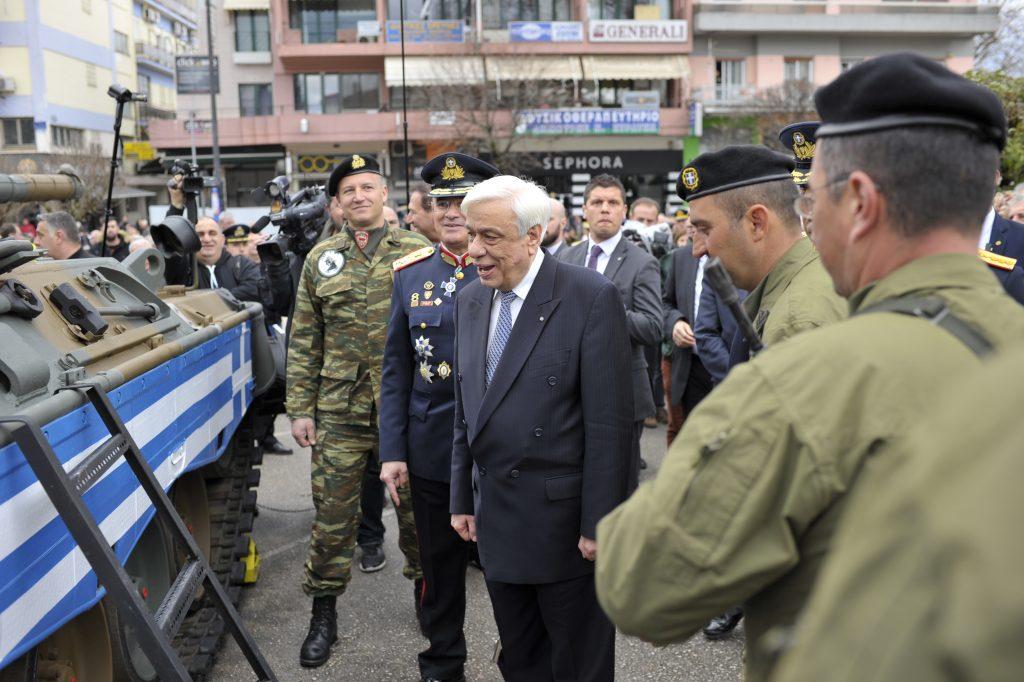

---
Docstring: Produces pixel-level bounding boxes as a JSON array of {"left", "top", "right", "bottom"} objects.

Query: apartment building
[
  {"left": 147, "top": 0, "right": 998, "bottom": 215},
  {"left": 0, "top": 0, "right": 199, "bottom": 217}
]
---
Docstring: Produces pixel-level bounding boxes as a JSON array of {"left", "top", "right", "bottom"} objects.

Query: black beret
[
  {"left": 779, "top": 121, "right": 820, "bottom": 185},
  {"left": 223, "top": 223, "right": 250, "bottom": 243},
  {"left": 328, "top": 154, "right": 382, "bottom": 197},
  {"left": 676, "top": 146, "right": 795, "bottom": 202},
  {"left": 815, "top": 53, "right": 1006, "bottom": 150},
  {"left": 420, "top": 153, "right": 499, "bottom": 198}
]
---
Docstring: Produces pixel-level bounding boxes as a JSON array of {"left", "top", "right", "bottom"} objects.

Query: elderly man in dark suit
[
  {"left": 451, "top": 175, "right": 634, "bottom": 682},
  {"left": 557, "top": 175, "right": 661, "bottom": 489}
]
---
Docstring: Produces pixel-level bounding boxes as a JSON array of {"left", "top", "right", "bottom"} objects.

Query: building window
[
  {"left": 480, "top": 0, "right": 572, "bottom": 27},
  {"left": 52, "top": 125, "right": 85, "bottom": 149},
  {"left": 289, "top": 0, "right": 376, "bottom": 43},
  {"left": 240, "top": 83, "right": 273, "bottom": 116},
  {"left": 294, "top": 73, "right": 380, "bottom": 113},
  {"left": 784, "top": 58, "right": 814, "bottom": 83},
  {"left": 235, "top": 11, "right": 270, "bottom": 52},
  {"left": 579, "top": 79, "right": 668, "bottom": 108},
  {"left": 114, "top": 31, "right": 130, "bottom": 55},
  {"left": 2, "top": 118, "right": 35, "bottom": 147},
  {"left": 588, "top": 0, "right": 670, "bottom": 20},
  {"left": 715, "top": 59, "right": 746, "bottom": 100},
  {"left": 86, "top": 63, "right": 97, "bottom": 87},
  {"left": 388, "top": 0, "right": 472, "bottom": 21}
]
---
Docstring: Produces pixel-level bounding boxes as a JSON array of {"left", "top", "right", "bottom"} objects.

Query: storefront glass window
[{"left": 587, "top": 0, "right": 671, "bottom": 20}]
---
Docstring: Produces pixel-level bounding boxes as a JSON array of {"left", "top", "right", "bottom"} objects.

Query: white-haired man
[{"left": 450, "top": 175, "right": 634, "bottom": 681}]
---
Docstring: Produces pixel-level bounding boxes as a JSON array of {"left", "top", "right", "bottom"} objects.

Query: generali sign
[{"left": 589, "top": 20, "right": 688, "bottom": 43}]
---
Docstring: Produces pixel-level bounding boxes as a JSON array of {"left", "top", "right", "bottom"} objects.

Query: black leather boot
[
  {"left": 702, "top": 606, "right": 743, "bottom": 640},
  {"left": 300, "top": 596, "right": 338, "bottom": 667}
]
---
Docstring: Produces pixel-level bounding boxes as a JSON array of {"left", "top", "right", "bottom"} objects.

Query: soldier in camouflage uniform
[{"left": 287, "top": 153, "right": 430, "bottom": 668}]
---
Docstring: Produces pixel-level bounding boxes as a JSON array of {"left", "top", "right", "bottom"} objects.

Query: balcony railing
[
  {"left": 135, "top": 42, "right": 175, "bottom": 73},
  {"left": 137, "top": 103, "right": 177, "bottom": 124}
]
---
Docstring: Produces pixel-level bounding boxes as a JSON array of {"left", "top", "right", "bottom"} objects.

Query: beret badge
[
  {"left": 351, "top": 154, "right": 366, "bottom": 169},
  {"left": 681, "top": 167, "right": 700, "bottom": 191}
]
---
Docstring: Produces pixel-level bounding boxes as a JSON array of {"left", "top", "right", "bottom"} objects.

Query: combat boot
[{"left": 300, "top": 595, "right": 338, "bottom": 667}]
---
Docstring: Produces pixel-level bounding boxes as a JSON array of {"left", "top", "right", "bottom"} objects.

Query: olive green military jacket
[
  {"left": 595, "top": 253, "right": 1024, "bottom": 682},
  {"left": 286, "top": 226, "right": 430, "bottom": 424},
  {"left": 771, "top": 346, "right": 1024, "bottom": 682},
  {"left": 744, "top": 236, "right": 846, "bottom": 346}
]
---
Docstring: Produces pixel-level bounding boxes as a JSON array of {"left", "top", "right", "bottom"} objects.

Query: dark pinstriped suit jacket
[{"left": 449, "top": 254, "right": 634, "bottom": 585}]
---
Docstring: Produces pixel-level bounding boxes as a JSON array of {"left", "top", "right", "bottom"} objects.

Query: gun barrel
[
  {"left": 0, "top": 171, "right": 84, "bottom": 203},
  {"left": 704, "top": 258, "right": 765, "bottom": 354}
]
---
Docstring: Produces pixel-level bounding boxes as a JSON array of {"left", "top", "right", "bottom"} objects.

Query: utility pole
[{"left": 205, "top": 0, "right": 223, "bottom": 211}]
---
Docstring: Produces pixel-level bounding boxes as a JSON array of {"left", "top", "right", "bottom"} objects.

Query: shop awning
[
  {"left": 581, "top": 55, "right": 689, "bottom": 81},
  {"left": 486, "top": 56, "right": 584, "bottom": 82},
  {"left": 223, "top": 0, "right": 269, "bottom": 10},
  {"left": 384, "top": 57, "right": 486, "bottom": 87}
]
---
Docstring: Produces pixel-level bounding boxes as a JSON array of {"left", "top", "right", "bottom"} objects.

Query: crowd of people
[{"left": 6, "top": 51, "right": 1024, "bottom": 682}]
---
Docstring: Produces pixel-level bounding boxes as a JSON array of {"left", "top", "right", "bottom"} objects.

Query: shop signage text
[
  {"left": 588, "top": 20, "right": 688, "bottom": 43},
  {"left": 517, "top": 108, "right": 660, "bottom": 136}
]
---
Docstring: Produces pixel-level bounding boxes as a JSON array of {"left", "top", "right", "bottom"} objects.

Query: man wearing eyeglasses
[{"left": 595, "top": 53, "right": 1024, "bottom": 682}]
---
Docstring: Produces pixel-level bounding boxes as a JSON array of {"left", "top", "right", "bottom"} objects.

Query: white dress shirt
[
  {"left": 979, "top": 209, "right": 996, "bottom": 250},
  {"left": 488, "top": 248, "right": 545, "bottom": 351},
  {"left": 586, "top": 230, "right": 623, "bottom": 275},
  {"left": 693, "top": 255, "right": 707, "bottom": 321}
]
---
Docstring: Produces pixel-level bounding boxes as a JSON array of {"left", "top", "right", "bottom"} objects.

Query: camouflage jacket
[{"left": 286, "top": 225, "right": 431, "bottom": 423}]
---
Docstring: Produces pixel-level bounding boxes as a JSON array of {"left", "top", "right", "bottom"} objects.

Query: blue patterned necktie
[{"left": 486, "top": 290, "right": 518, "bottom": 386}]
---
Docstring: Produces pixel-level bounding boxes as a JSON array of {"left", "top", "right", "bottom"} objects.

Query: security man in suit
[
  {"left": 557, "top": 174, "right": 662, "bottom": 491},
  {"left": 978, "top": 187, "right": 1024, "bottom": 305},
  {"left": 287, "top": 154, "right": 429, "bottom": 668},
  {"left": 379, "top": 153, "right": 498, "bottom": 682},
  {"left": 596, "top": 53, "right": 1024, "bottom": 682}
]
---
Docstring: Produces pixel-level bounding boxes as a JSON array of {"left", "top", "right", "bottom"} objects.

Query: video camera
[
  {"left": 255, "top": 176, "right": 327, "bottom": 264},
  {"left": 621, "top": 220, "right": 673, "bottom": 260}
]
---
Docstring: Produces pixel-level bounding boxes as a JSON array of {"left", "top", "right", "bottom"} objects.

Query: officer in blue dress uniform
[{"left": 379, "top": 152, "right": 499, "bottom": 682}]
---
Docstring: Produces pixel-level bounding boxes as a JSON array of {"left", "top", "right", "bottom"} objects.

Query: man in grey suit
[
  {"left": 557, "top": 175, "right": 662, "bottom": 490},
  {"left": 451, "top": 175, "right": 633, "bottom": 681}
]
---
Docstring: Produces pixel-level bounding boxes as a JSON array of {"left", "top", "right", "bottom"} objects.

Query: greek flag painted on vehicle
[{"left": 0, "top": 322, "right": 254, "bottom": 667}]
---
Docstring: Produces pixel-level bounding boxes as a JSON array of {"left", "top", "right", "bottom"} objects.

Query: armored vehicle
[{"left": 0, "top": 172, "right": 275, "bottom": 680}]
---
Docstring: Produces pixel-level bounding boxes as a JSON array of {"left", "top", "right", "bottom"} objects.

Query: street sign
[
  {"left": 429, "top": 111, "right": 456, "bottom": 126},
  {"left": 183, "top": 119, "right": 210, "bottom": 133},
  {"left": 123, "top": 141, "right": 155, "bottom": 160},
  {"left": 175, "top": 55, "right": 220, "bottom": 94}
]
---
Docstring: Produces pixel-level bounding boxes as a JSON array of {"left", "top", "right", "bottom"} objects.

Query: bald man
[
  {"left": 382, "top": 205, "right": 400, "bottom": 230},
  {"left": 195, "top": 217, "right": 263, "bottom": 303},
  {"left": 543, "top": 198, "right": 567, "bottom": 255}
]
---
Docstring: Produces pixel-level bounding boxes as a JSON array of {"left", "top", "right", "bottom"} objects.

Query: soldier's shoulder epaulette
[
  {"left": 393, "top": 246, "right": 435, "bottom": 272},
  {"left": 979, "top": 248, "right": 1016, "bottom": 272}
]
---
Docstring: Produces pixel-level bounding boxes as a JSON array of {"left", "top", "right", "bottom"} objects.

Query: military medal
[
  {"left": 414, "top": 335, "right": 433, "bottom": 358},
  {"left": 442, "top": 277, "right": 457, "bottom": 297},
  {"left": 455, "top": 271, "right": 464, "bottom": 280},
  {"left": 437, "top": 361, "right": 452, "bottom": 380},
  {"left": 423, "top": 281, "right": 434, "bottom": 300},
  {"left": 419, "top": 361, "right": 434, "bottom": 383},
  {"left": 410, "top": 293, "right": 420, "bottom": 308},
  {"left": 434, "top": 299, "right": 443, "bottom": 306},
  {"left": 317, "top": 250, "right": 344, "bottom": 277},
  {"left": 354, "top": 230, "right": 370, "bottom": 250}
]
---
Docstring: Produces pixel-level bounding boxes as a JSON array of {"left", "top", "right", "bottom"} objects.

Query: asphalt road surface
[{"left": 211, "top": 417, "right": 744, "bottom": 681}]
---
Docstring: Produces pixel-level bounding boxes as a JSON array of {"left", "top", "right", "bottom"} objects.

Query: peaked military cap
[
  {"left": 223, "top": 223, "right": 250, "bottom": 243},
  {"left": 420, "top": 153, "right": 500, "bottom": 198},
  {"left": 815, "top": 53, "right": 1007, "bottom": 151},
  {"left": 328, "top": 153, "right": 383, "bottom": 197},
  {"left": 779, "top": 121, "right": 820, "bottom": 186},
  {"left": 676, "top": 146, "right": 795, "bottom": 202},
  {"left": 674, "top": 206, "right": 689, "bottom": 220}
]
